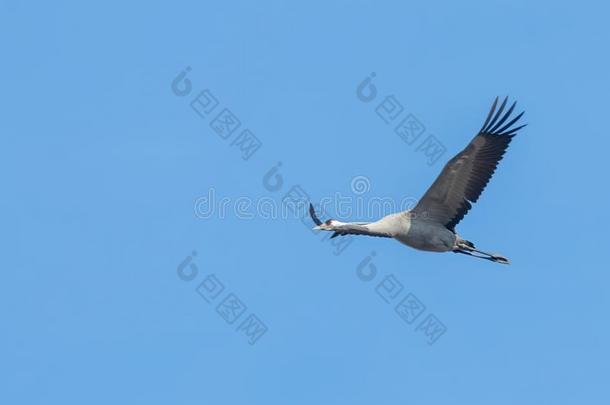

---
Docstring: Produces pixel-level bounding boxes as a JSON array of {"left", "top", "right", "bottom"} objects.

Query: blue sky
[{"left": 2, "top": 1, "right": 609, "bottom": 404}]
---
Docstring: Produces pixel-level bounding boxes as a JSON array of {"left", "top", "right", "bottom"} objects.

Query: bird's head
[{"left": 313, "top": 219, "right": 340, "bottom": 231}]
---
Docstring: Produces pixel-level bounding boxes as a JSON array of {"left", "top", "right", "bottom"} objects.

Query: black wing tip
[
  {"left": 481, "top": 96, "right": 526, "bottom": 136},
  {"left": 309, "top": 203, "right": 323, "bottom": 226},
  {"left": 503, "top": 122, "right": 527, "bottom": 137}
]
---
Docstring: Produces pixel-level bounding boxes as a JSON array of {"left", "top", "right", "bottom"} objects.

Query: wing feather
[{"left": 411, "top": 97, "right": 526, "bottom": 231}]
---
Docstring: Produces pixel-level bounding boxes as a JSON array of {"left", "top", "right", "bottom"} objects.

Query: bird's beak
[{"left": 313, "top": 225, "right": 322, "bottom": 231}]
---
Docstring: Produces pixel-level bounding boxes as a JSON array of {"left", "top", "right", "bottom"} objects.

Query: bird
[{"left": 309, "top": 96, "right": 526, "bottom": 264}]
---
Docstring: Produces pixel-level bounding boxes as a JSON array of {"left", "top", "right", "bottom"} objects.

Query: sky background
[{"left": 2, "top": 1, "right": 609, "bottom": 404}]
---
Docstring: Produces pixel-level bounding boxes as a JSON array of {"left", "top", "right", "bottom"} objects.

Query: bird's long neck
[
  {"left": 365, "top": 213, "right": 410, "bottom": 237},
  {"left": 338, "top": 220, "right": 393, "bottom": 238},
  {"left": 326, "top": 219, "right": 379, "bottom": 237}
]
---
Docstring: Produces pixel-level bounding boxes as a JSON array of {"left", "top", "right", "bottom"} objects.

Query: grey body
[
  {"left": 398, "top": 217, "right": 457, "bottom": 252},
  {"left": 310, "top": 97, "right": 526, "bottom": 264},
  {"left": 363, "top": 212, "right": 456, "bottom": 252}
]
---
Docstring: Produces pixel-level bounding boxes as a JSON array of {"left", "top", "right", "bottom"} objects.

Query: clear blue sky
[{"left": 2, "top": 1, "right": 609, "bottom": 404}]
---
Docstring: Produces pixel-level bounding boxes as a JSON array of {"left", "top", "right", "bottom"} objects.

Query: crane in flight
[{"left": 309, "top": 97, "right": 526, "bottom": 264}]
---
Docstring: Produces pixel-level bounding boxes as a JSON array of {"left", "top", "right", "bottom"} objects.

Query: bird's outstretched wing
[{"left": 411, "top": 97, "right": 526, "bottom": 231}]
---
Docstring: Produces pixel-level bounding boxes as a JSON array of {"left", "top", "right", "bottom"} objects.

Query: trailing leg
[{"left": 454, "top": 238, "right": 510, "bottom": 265}]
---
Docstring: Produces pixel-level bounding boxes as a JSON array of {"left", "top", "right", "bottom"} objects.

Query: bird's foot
[{"left": 490, "top": 254, "right": 510, "bottom": 265}]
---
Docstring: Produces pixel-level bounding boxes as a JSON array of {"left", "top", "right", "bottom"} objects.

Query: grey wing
[{"left": 411, "top": 97, "right": 526, "bottom": 231}]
